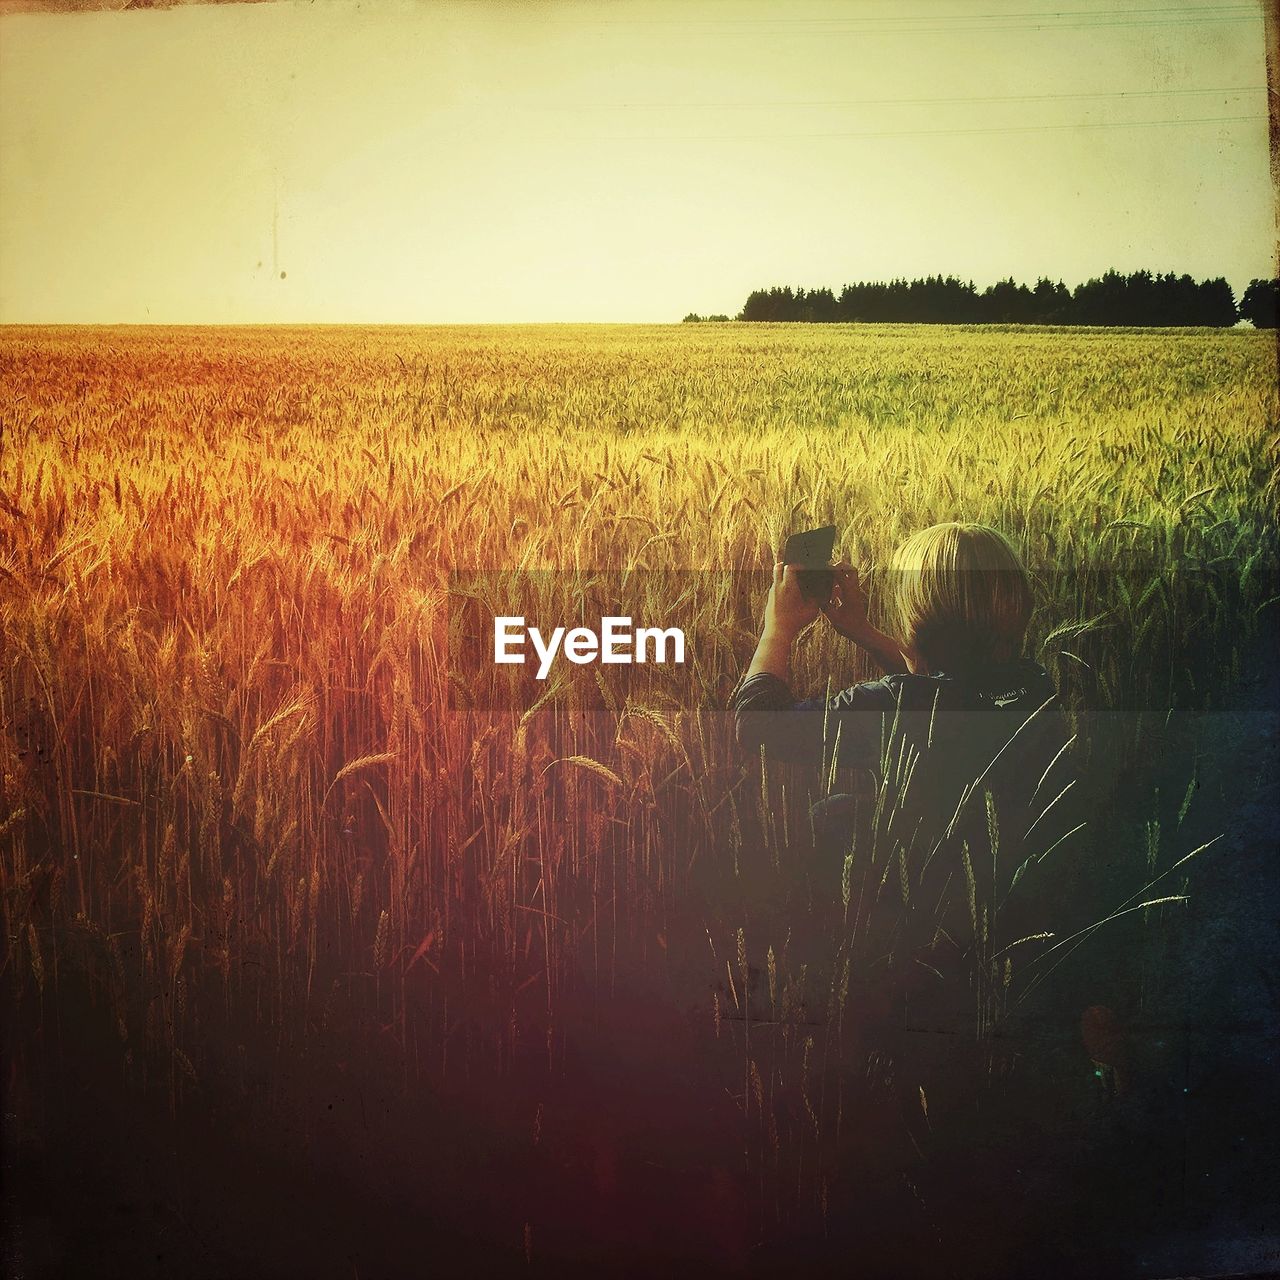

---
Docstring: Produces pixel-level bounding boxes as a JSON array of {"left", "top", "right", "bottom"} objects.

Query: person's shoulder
[
  {"left": 826, "top": 672, "right": 940, "bottom": 713},
  {"left": 1007, "top": 656, "right": 1054, "bottom": 684},
  {"left": 959, "top": 658, "right": 1058, "bottom": 702},
  {"left": 729, "top": 671, "right": 795, "bottom": 712}
]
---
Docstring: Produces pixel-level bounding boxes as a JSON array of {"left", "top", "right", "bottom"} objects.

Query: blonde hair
[{"left": 885, "top": 523, "right": 1033, "bottom": 671}]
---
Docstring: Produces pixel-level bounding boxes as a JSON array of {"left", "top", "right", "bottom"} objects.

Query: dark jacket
[
  {"left": 732, "top": 658, "right": 1066, "bottom": 774},
  {"left": 730, "top": 659, "right": 1084, "bottom": 961}
]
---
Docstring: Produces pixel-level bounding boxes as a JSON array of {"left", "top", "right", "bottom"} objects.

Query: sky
[{"left": 0, "top": 0, "right": 1274, "bottom": 323}]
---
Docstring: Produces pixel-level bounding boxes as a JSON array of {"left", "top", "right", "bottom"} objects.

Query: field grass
[{"left": 1, "top": 322, "right": 1276, "bottom": 1247}]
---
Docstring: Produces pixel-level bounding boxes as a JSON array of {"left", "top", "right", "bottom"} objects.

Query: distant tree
[
  {"left": 732, "top": 269, "right": 1242, "bottom": 326},
  {"left": 682, "top": 313, "right": 703, "bottom": 323},
  {"left": 1238, "top": 278, "right": 1279, "bottom": 328},
  {"left": 942, "top": 274, "right": 983, "bottom": 322},
  {"left": 1195, "top": 277, "right": 1238, "bottom": 328},
  {"left": 1126, "top": 269, "right": 1156, "bottom": 324},
  {"left": 1031, "top": 277, "right": 1071, "bottom": 323},
  {"left": 1072, "top": 270, "right": 1127, "bottom": 325},
  {"left": 981, "top": 277, "right": 1036, "bottom": 324},
  {"left": 805, "top": 287, "right": 838, "bottom": 322},
  {"left": 1154, "top": 272, "right": 1197, "bottom": 325}
]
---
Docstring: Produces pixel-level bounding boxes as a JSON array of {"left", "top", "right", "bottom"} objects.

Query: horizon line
[{"left": 0, "top": 318, "right": 1270, "bottom": 330}]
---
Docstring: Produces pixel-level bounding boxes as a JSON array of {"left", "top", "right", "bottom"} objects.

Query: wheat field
[{"left": 1, "top": 322, "right": 1276, "bottom": 1254}]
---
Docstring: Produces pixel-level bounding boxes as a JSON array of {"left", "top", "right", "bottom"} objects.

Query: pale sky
[{"left": 0, "top": 0, "right": 1274, "bottom": 323}]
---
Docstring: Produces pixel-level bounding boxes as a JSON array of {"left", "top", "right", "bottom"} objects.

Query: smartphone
[{"left": 782, "top": 525, "right": 837, "bottom": 601}]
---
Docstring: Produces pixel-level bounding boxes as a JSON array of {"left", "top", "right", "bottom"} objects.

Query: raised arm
[
  {"left": 733, "top": 562, "right": 886, "bottom": 767},
  {"left": 732, "top": 562, "right": 825, "bottom": 762},
  {"left": 743, "top": 561, "right": 821, "bottom": 683},
  {"left": 820, "top": 562, "right": 915, "bottom": 676}
]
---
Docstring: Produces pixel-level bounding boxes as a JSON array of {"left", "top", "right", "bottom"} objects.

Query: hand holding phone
[
  {"left": 820, "top": 561, "right": 871, "bottom": 639},
  {"left": 782, "top": 525, "right": 837, "bottom": 603}
]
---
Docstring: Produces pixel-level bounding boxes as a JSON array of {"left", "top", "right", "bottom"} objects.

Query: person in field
[
  {"left": 731, "top": 522, "right": 1084, "bottom": 1039},
  {"left": 730, "top": 526, "right": 1156, "bottom": 1280}
]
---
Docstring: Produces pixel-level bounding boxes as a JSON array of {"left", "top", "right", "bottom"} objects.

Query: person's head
[{"left": 884, "top": 523, "right": 1032, "bottom": 673}]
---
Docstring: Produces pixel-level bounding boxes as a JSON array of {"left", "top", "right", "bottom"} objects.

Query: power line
[
  {"left": 542, "top": 85, "right": 1266, "bottom": 111},
  {"left": 720, "top": 3, "right": 1256, "bottom": 16},
  {"left": 587, "top": 17, "right": 1261, "bottom": 32},
  {"left": 566, "top": 113, "right": 1267, "bottom": 141},
  {"left": 445, "top": 0, "right": 1254, "bottom": 9},
  {"left": 455, "top": 5, "right": 1261, "bottom": 29},
  {"left": 456, "top": 16, "right": 1263, "bottom": 38}
]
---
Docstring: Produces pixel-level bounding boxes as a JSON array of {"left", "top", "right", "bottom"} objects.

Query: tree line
[{"left": 692, "top": 272, "right": 1279, "bottom": 327}]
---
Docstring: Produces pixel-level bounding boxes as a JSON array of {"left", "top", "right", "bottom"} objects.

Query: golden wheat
[{"left": 0, "top": 320, "right": 1274, "bottom": 1226}]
